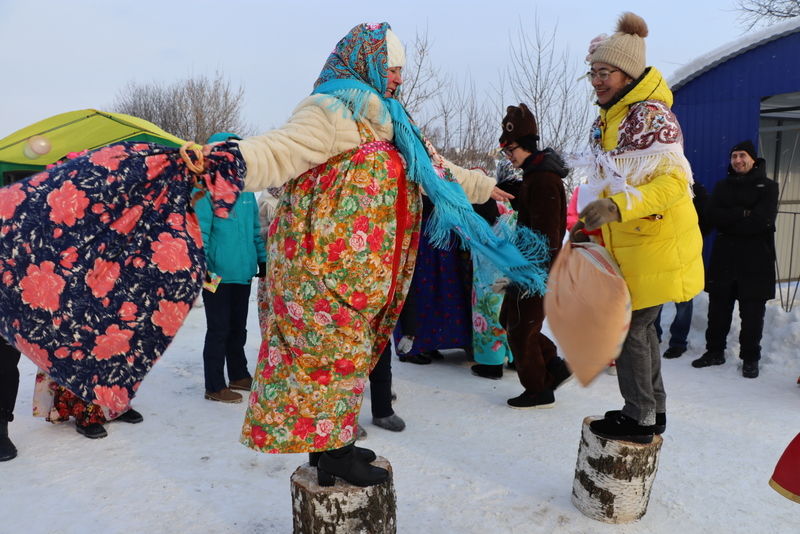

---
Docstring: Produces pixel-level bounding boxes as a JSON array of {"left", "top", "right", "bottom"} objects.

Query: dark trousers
[
  {"left": 501, "top": 294, "right": 558, "bottom": 393},
  {"left": 202, "top": 283, "right": 253, "bottom": 392},
  {"left": 369, "top": 342, "right": 394, "bottom": 419},
  {"left": 655, "top": 300, "right": 693, "bottom": 349},
  {"left": 617, "top": 305, "right": 665, "bottom": 426},
  {"left": 0, "top": 336, "right": 21, "bottom": 422},
  {"left": 706, "top": 284, "right": 767, "bottom": 362}
]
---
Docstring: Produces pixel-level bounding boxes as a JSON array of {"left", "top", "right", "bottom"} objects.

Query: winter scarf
[{"left": 312, "top": 22, "right": 548, "bottom": 295}]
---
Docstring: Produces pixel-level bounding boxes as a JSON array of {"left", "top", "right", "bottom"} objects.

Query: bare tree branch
[
  {"left": 398, "top": 30, "right": 496, "bottom": 171},
  {"left": 112, "top": 72, "right": 253, "bottom": 142},
  {"left": 399, "top": 28, "right": 448, "bottom": 133},
  {"left": 736, "top": 0, "right": 800, "bottom": 30},
  {"left": 503, "top": 17, "right": 594, "bottom": 192}
]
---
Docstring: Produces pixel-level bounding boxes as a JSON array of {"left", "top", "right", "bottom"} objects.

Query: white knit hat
[
  {"left": 589, "top": 12, "right": 648, "bottom": 79},
  {"left": 386, "top": 29, "right": 406, "bottom": 68}
]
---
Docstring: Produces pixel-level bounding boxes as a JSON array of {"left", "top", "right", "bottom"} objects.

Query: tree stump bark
[
  {"left": 572, "top": 416, "right": 663, "bottom": 523},
  {"left": 291, "top": 456, "right": 396, "bottom": 534}
]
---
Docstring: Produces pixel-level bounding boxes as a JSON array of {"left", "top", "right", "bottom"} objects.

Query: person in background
[
  {"left": 393, "top": 195, "right": 473, "bottom": 365},
  {"left": 657, "top": 181, "right": 709, "bottom": 359},
  {"left": 32, "top": 371, "right": 144, "bottom": 438},
  {"left": 255, "top": 189, "right": 278, "bottom": 337},
  {"left": 196, "top": 132, "right": 267, "bottom": 403},
  {"left": 0, "top": 337, "right": 20, "bottom": 460},
  {"left": 692, "top": 140, "right": 778, "bottom": 378},
  {"left": 367, "top": 293, "right": 414, "bottom": 433},
  {"left": 496, "top": 103, "right": 571, "bottom": 408},
  {"left": 470, "top": 196, "right": 514, "bottom": 380},
  {"left": 576, "top": 12, "right": 703, "bottom": 444}
]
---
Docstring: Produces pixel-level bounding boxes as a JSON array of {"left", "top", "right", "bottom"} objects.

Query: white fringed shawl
[{"left": 569, "top": 100, "right": 693, "bottom": 209}]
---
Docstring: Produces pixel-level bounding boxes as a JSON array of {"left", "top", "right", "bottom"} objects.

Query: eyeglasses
[
  {"left": 501, "top": 145, "right": 520, "bottom": 157},
  {"left": 586, "top": 69, "right": 620, "bottom": 81}
]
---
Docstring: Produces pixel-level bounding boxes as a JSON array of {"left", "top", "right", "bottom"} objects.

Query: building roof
[{"left": 670, "top": 17, "right": 800, "bottom": 91}]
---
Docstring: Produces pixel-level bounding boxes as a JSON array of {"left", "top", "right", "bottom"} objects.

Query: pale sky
[{"left": 0, "top": 0, "right": 754, "bottom": 137}]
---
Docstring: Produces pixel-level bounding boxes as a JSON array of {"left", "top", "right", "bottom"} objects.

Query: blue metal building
[{"left": 669, "top": 18, "right": 800, "bottom": 291}]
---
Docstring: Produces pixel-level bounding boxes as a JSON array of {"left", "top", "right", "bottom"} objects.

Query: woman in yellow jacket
[{"left": 572, "top": 12, "right": 704, "bottom": 443}]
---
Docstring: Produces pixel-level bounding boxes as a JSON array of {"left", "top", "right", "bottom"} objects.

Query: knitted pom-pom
[{"left": 616, "top": 12, "right": 648, "bottom": 38}]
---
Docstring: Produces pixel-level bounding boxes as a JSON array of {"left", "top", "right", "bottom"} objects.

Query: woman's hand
[{"left": 490, "top": 187, "right": 514, "bottom": 202}]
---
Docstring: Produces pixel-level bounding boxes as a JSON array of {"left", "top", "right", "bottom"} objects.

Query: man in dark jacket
[
  {"left": 491, "top": 103, "right": 571, "bottom": 408},
  {"left": 692, "top": 140, "right": 779, "bottom": 378}
]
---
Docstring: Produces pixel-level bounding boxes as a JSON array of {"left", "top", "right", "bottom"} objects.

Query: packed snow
[{"left": 2, "top": 290, "right": 798, "bottom": 533}]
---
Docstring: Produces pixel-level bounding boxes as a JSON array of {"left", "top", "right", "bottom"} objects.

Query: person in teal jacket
[{"left": 196, "top": 132, "right": 267, "bottom": 403}]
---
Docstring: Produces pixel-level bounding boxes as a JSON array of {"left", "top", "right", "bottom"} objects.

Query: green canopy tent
[{"left": 0, "top": 109, "right": 186, "bottom": 186}]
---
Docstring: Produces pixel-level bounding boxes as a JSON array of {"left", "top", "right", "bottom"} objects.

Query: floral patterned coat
[
  {"left": 240, "top": 124, "right": 421, "bottom": 453},
  {"left": 0, "top": 142, "right": 243, "bottom": 411}
]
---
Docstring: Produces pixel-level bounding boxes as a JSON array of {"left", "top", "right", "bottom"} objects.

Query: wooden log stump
[
  {"left": 291, "top": 456, "right": 396, "bottom": 534},
  {"left": 572, "top": 416, "right": 663, "bottom": 523}
]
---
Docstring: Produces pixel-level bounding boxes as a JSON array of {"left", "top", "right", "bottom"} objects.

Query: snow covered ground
[{"left": 2, "top": 291, "right": 799, "bottom": 534}]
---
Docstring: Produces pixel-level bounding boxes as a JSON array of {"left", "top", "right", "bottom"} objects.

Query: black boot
[
  {"left": 605, "top": 409, "right": 666, "bottom": 435},
  {"left": 76, "top": 422, "right": 108, "bottom": 439},
  {"left": 507, "top": 390, "right": 555, "bottom": 409},
  {"left": 471, "top": 364, "right": 503, "bottom": 380},
  {"left": 115, "top": 408, "right": 143, "bottom": 424},
  {"left": 590, "top": 412, "right": 654, "bottom": 444},
  {"left": 316, "top": 444, "right": 388, "bottom": 487},
  {"left": 742, "top": 361, "right": 759, "bottom": 378},
  {"left": 0, "top": 421, "right": 18, "bottom": 462},
  {"left": 308, "top": 445, "right": 377, "bottom": 467},
  {"left": 692, "top": 351, "right": 725, "bottom": 368}
]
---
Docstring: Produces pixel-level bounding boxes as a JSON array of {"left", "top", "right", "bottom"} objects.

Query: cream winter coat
[{"left": 236, "top": 93, "right": 495, "bottom": 203}]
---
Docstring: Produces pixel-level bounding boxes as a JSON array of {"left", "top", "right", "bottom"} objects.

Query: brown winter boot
[
  {"left": 228, "top": 377, "right": 253, "bottom": 391},
  {"left": 204, "top": 388, "right": 242, "bottom": 403}
]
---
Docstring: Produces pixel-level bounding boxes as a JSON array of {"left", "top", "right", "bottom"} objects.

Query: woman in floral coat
[{"left": 233, "top": 23, "right": 548, "bottom": 487}]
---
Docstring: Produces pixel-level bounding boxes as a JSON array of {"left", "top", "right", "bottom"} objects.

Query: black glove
[
  {"left": 569, "top": 221, "right": 591, "bottom": 243},
  {"left": 257, "top": 262, "right": 267, "bottom": 278}
]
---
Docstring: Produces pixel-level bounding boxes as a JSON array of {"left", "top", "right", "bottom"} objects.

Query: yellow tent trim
[{"left": 0, "top": 109, "right": 186, "bottom": 165}]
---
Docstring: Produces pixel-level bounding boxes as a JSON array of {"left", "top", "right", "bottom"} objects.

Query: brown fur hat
[{"left": 499, "top": 103, "right": 538, "bottom": 146}]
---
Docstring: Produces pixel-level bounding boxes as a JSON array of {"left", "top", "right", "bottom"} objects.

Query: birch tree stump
[
  {"left": 291, "top": 457, "right": 396, "bottom": 534},
  {"left": 572, "top": 416, "right": 663, "bottom": 523}
]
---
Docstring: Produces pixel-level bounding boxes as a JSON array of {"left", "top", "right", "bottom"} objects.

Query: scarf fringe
[{"left": 568, "top": 148, "right": 693, "bottom": 209}]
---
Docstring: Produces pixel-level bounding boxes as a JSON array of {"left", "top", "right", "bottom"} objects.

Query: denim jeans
[
  {"left": 617, "top": 305, "right": 666, "bottom": 426},
  {"left": 655, "top": 300, "right": 693, "bottom": 349}
]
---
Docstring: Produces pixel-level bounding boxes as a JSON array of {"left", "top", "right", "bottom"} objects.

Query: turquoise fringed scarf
[{"left": 312, "top": 23, "right": 549, "bottom": 295}]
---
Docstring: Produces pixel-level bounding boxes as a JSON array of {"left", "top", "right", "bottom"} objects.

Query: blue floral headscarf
[{"left": 312, "top": 23, "right": 549, "bottom": 295}]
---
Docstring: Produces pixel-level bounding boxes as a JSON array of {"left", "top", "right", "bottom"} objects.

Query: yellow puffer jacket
[{"left": 595, "top": 68, "right": 704, "bottom": 310}]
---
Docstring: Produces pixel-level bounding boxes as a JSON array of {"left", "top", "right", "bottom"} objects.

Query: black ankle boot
[
  {"left": 308, "top": 445, "right": 377, "bottom": 467},
  {"left": 316, "top": 444, "right": 388, "bottom": 487},
  {"left": 0, "top": 421, "right": 18, "bottom": 462},
  {"left": 605, "top": 409, "right": 666, "bottom": 435},
  {"left": 471, "top": 364, "right": 503, "bottom": 380},
  {"left": 590, "top": 412, "right": 654, "bottom": 444}
]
